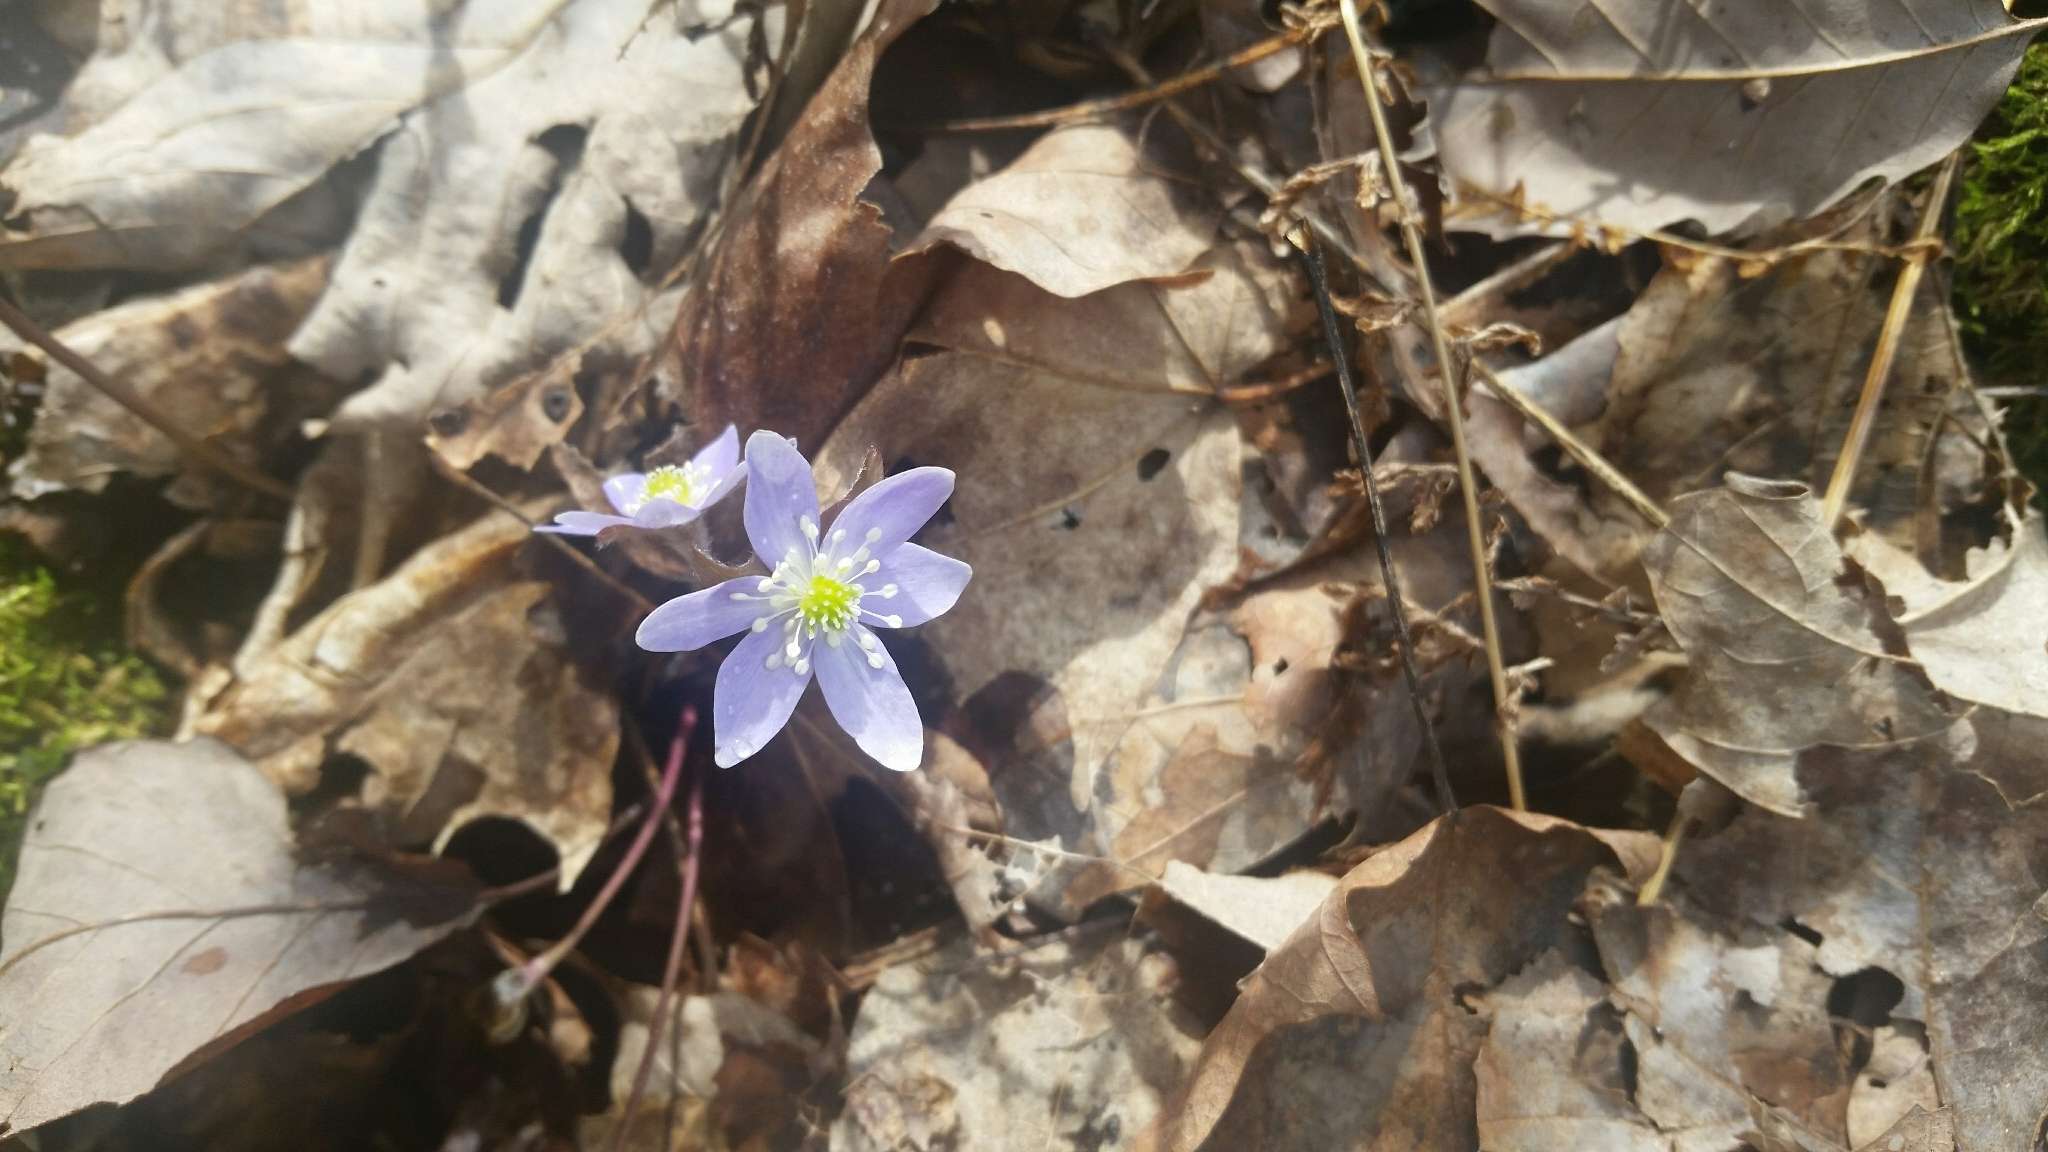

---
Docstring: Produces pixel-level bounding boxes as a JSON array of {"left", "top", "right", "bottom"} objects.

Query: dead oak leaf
[{"left": 0, "top": 739, "right": 479, "bottom": 1134}]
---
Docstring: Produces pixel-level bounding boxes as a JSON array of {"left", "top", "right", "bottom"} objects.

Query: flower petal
[
  {"left": 742, "top": 431, "right": 819, "bottom": 564},
  {"left": 870, "top": 544, "right": 970, "bottom": 627},
  {"left": 829, "top": 467, "right": 954, "bottom": 554},
  {"left": 696, "top": 460, "right": 747, "bottom": 511},
  {"left": 692, "top": 424, "right": 742, "bottom": 479},
  {"left": 536, "top": 511, "right": 638, "bottom": 536},
  {"left": 635, "top": 500, "right": 704, "bottom": 529},
  {"left": 603, "top": 472, "right": 648, "bottom": 515},
  {"left": 712, "top": 625, "right": 813, "bottom": 767},
  {"left": 814, "top": 626, "right": 924, "bottom": 771},
  {"left": 636, "top": 578, "right": 768, "bottom": 652}
]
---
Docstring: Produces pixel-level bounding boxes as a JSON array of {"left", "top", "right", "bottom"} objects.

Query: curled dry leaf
[
  {"left": 1430, "top": 0, "right": 2039, "bottom": 236},
  {"left": 906, "top": 123, "right": 1223, "bottom": 298},
  {"left": 1637, "top": 476, "right": 1950, "bottom": 815},
  {"left": 663, "top": 0, "right": 940, "bottom": 451},
  {"left": 193, "top": 511, "right": 619, "bottom": 889},
  {"left": 7, "top": 256, "right": 336, "bottom": 503},
  {"left": 832, "top": 930, "right": 1203, "bottom": 1152},
  {"left": 1159, "top": 808, "right": 1656, "bottom": 1152},
  {"left": 0, "top": 739, "right": 480, "bottom": 1134}
]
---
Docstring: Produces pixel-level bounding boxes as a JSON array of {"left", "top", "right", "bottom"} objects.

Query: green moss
[
  {"left": 0, "top": 541, "right": 166, "bottom": 902},
  {"left": 1954, "top": 43, "right": 2048, "bottom": 490}
]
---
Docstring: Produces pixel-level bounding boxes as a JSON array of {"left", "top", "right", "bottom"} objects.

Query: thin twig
[
  {"left": 1294, "top": 233, "right": 1457, "bottom": 817},
  {"left": 1469, "top": 361, "right": 1669, "bottom": 528},
  {"left": 494, "top": 706, "right": 694, "bottom": 1005},
  {"left": 1637, "top": 810, "right": 1688, "bottom": 907},
  {"left": 1821, "top": 154, "right": 1960, "bottom": 528},
  {"left": 1336, "top": 0, "right": 1525, "bottom": 810},
  {"left": 922, "top": 17, "right": 1332, "bottom": 133},
  {"left": 0, "top": 296, "right": 295, "bottom": 501},
  {"left": 611, "top": 736, "right": 705, "bottom": 1152}
]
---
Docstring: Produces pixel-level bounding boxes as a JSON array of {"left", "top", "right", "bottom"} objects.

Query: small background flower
[
  {"left": 636, "top": 431, "right": 970, "bottom": 772},
  {"left": 537, "top": 424, "right": 745, "bottom": 536}
]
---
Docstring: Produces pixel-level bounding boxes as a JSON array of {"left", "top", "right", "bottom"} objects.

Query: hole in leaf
[
  {"left": 1137, "top": 447, "right": 1171, "bottom": 481},
  {"left": 541, "top": 387, "right": 574, "bottom": 424},
  {"left": 496, "top": 124, "right": 589, "bottom": 310},
  {"left": 1057, "top": 506, "right": 1082, "bottom": 531},
  {"left": 618, "top": 197, "right": 654, "bottom": 275}
]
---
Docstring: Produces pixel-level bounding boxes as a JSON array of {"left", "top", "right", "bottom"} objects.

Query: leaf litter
[{"left": 0, "top": 0, "right": 2044, "bottom": 1149}]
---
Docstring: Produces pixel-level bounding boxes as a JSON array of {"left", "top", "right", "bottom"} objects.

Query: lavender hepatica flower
[
  {"left": 635, "top": 431, "right": 970, "bottom": 771},
  {"left": 537, "top": 424, "right": 744, "bottom": 536}
]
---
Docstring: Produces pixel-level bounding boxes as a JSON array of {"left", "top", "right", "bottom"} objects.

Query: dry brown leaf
[
  {"left": 1429, "top": 1, "right": 2038, "bottom": 236},
  {"left": 279, "top": 0, "right": 756, "bottom": 435},
  {"left": 663, "top": 0, "right": 940, "bottom": 452},
  {"left": 1864, "top": 516, "right": 2048, "bottom": 721},
  {"left": 1637, "top": 476, "right": 1950, "bottom": 814},
  {"left": 1472, "top": 949, "right": 1670, "bottom": 1152},
  {"left": 1854, "top": 1108, "right": 1954, "bottom": 1152},
  {"left": 832, "top": 929, "right": 1203, "bottom": 1152},
  {"left": 6, "top": 256, "right": 336, "bottom": 503},
  {"left": 582, "top": 986, "right": 822, "bottom": 1152},
  {"left": 906, "top": 123, "right": 1223, "bottom": 298},
  {"left": 1159, "top": 808, "right": 1656, "bottom": 1152},
  {"left": 0, "top": 738, "right": 479, "bottom": 1134},
  {"left": 0, "top": 2, "right": 541, "bottom": 270},
  {"left": 193, "top": 511, "right": 619, "bottom": 888},
  {"left": 1155, "top": 863, "right": 1337, "bottom": 954},
  {"left": 1584, "top": 874, "right": 1854, "bottom": 1148},
  {"left": 1478, "top": 251, "right": 1989, "bottom": 581},
  {"left": 1634, "top": 477, "right": 2048, "bottom": 1151}
]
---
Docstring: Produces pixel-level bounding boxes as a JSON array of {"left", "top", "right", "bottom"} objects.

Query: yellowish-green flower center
[
  {"left": 638, "top": 463, "right": 704, "bottom": 509},
  {"left": 796, "top": 572, "right": 859, "bottom": 632}
]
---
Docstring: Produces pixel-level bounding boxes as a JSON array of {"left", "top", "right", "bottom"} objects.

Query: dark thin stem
[
  {"left": 494, "top": 706, "right": 695, "bottom": 1006},
  {"left": 0, "top": 295, "right": 295, "bottom": 501},
  {"left": 1294, "top": 234, "right": 1458, "bottom": 817},
  {"left": 611, "top": 742, "right": 706, "bottom": 1152}
]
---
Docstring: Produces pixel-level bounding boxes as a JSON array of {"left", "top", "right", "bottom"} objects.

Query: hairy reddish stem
[{"left": 494, "top": 706, "right": 696, "bottom": 1006}]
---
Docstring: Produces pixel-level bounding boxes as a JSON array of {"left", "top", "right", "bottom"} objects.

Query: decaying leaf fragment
[
  {"left": 194, "top": 511, "right": 619, "bottom": 888},
  {"left": 0, "top": 739, "right": 480, "bottom": 1134},
  {"left": 7, "top": 256, "right": 335, "bottom": 503},
  {"left": 1430, "top": 0, "right": 2040, "bottom": 236},
  {"left": 833, "top": 930, "right": 1203, "bottom": 1152},
  {"left": 1160, "top": 808, "right": 1655, "bottom": 1152}
]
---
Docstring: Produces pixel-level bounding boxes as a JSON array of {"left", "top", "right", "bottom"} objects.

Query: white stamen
[
  {"left": 866, "top": 652, "right": 885, "bottom": 669},
  {"left": 865, "top": 527, "right": 882, "bottom": 543},
  {"left": 835, "top": 557, "right": 855, "bottom": 574},
  {"left": 800, "top": 516, "right": 819, "bottom": 541},
  {"left": 825, "top": 632, "right": 843, "bottom": 648},
  {"left": 831, "top": 528, "right": 846, "bottom": 545},
  {"left": 793, "top": 655, "right": 811, "bottom": 676},
  {"left": 765, "top": 652, "right": 783, "bottom": 670},
  {"left": 860, "top": 559, "right": 881, "bottom": 576},
  {"left": 751, "top": 617, "right": 770, "bottom": 633},
  {"left": 877, "top": 614, "right": 902, "bottom": 628},
  {"left": 756, "top": 577, "right": 775, "bottom": 593},
  {"left": 878, "top": 584, "right": 898, "bottom": 598}
]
